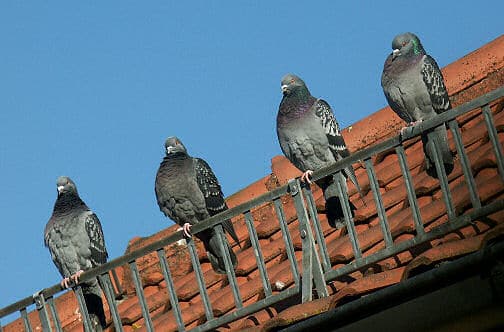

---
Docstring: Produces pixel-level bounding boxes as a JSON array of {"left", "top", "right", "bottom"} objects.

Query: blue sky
[{"left": 0, "top": 1, "right": 502, "bottom": 320}]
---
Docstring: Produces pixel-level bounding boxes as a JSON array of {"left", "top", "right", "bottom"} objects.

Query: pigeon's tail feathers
[
  {"left": 318, "top": 176, "right": 357, "bottom": 229},
  {"left": 422, "top": 125, "right": 454, "bottom": 179},
  {"left": 333, "top": 153, "right": 366, "bottom": 206},
  {"left": 222, "top": 219, "right": 241, "bottom": 248},
  {"left": 206, "top": 237, "right": 238, "bottom": 274},
  {"left": 325, "top": 196, "right": 357, "bottom": 229},
  {"left": 83, "top": 290, "right": 106, "bottom": 329},
  {"left": 343, "top": 165, "right": 367, "bottom": 207}
]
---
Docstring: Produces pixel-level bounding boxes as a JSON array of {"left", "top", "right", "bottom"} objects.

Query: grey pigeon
[
  {"left": 381, "top": 32, "right": 454, "bottom": 178},
  {"left": 155, "top": 137, "right": 240, "bottom": 274},
  {"left": 276, "top": 74, "right": 365, "bottom": 228},
  {"left": 45, "top": 176, "right": 108, "bottom": 330}
]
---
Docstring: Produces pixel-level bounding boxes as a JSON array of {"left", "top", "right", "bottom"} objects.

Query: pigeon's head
[
  {"left": 391, "top": 32, "right": 425, "bottom": 59},
  {"left": 164, "top": 136, "right": 187, "bottom": 155},
  {"left": 56, "top": 176, "right": 78, "bottom": 196},
  {"left": 281, "top": 74, "right": 309, "bottom": 97}
]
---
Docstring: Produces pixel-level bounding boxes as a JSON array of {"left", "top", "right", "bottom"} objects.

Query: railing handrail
[{"left": 1, "top": 84, "right": 503, "bottom": 322}]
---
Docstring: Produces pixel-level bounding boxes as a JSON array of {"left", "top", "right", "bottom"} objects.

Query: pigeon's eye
[
  {"left": 290, "top": 79, "right": 295, "bottom": 84},
  {"left": 402, "top": 41, "right": 408, "bottom": 46}
]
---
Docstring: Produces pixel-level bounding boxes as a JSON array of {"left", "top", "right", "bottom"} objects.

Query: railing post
[
  {"left": 426, "top": 130, "right": 455, "bottom": 219},
  {"left": 33, "top": 291, "right": 52, "bottom": 332},
  {"left": 482, "top": 105, "right": 504, "bottom": 181},
  {"left": 47, "top": 297, "right": 63, "bottom": 332},
  {"left": 288, "top": 179, "right": 328, "bottom": 302},
  {"left": 20, "top": 308, "right": 32, "bottom": 332},
  {"left": 334, "top": 172, "right": 362, "bottom": 259},
  {"left": 302, "top": 186, "right": 332, "bottom": 272},
  {"left": 98, "top": 274, "right": 123, "bottom": 332},
  {"left": 73, "top": 285, "right": 94, "bottom": 332},
  {"left": 244, "top": 212, "right": 272, "bottom": 298}
]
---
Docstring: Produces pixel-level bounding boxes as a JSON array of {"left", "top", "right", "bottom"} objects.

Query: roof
[{"left": 4, "top": 34, "right": 504, "bottom": 332}]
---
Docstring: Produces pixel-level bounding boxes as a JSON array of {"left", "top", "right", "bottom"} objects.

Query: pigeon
[
  {"left": 44, "top": 176, "right": 108, "bottom": 331},
  {"left": 155, "top": 137, "right": 240, "bottom": 274},
  {"left": 276, "top": 74, "right": 365, "bottom": 228},
  {"left": 381, "top": 32, "right": 454, "bottom": 178}
]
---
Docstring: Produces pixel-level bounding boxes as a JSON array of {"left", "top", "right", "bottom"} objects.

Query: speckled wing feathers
[
  {"left": 314, "top": 99, "right": 363, "bottom": 196},
  {"left": 194, "top": 158, "right": 240, "bottom": 247},
  {"left": 315, "top": 99, "right": 348, "bottom": 155},
  {"left": 421, "top": 55, "right": 451, "bottom": 113},
  {"left": 85, "top": 212, "right": 108, "bottom": 266}
]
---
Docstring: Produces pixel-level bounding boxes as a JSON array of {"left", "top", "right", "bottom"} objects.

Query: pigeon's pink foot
[
  {"left": 400, "top": 120, "right": 423, "bottom": 136},
  {"left": 300, "top": 170, "right": 314, "bottom": 184},
  {"left": 61, "top": 277, "right": 71, "bottom": 289},
  {"left": 182, "top": 223, "right": 192, "bottom": 238},
  {"left": 70, "top": 270, "right": 84, "bottom": 285}
]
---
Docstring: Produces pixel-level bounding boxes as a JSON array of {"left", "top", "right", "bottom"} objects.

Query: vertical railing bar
[
  {"left": 448, "top": 120, "right": 481, "bottom": 209},
  {"left": 396, "top": 145, "right": 425, "bottom": 235},
  {"left": 364, "top": 158, "right": 393, "bottom": 248},
  {"left": 291, "top": 183, "right": 313, "bottom": 303},
  {"left": 302, "top": 186, "right": 331, "bottom": 272},
  {"left": 334, "top": 172, "right": 362, "bottom": 259},
  {"left": 244, "top": 211, "right": 273, "bottom": 297},
  {"left": 33, "top": 292, "right": 52, "bottom": 332},
  {"left": 156, "top": 249, "right": 185, "bottom": 332},
  {"left": 129, "top": 261, "right": 154, "bottom": 332},
  {"left": 20, "top": 308, "right": 33, "bottom": 332},
  {"left": 110, "top": 269, "right": 124, "bottom": 299},
  {"left": 47, "top": 297, "right": 63, "bottom": 332},
  {"left": 73, "top": 285, "right": 93, "bottom": 332},
  {"left": 187, "top": 239, "right": 214, "bottom": 321},
  {"left": 427, "top": 131, "right": 456, "bottom": 219},
  {"left": 98, "top": 274, "right": 124, "bottom": 332},
  {"left": 0, "top": 321, "right": 3, "bottom": 332},
  {"left": 214, "top": 224, "right": 243, "bottom": 308},
  {"left": 288, "top": 179, "right": 328, "bottom": 302},
  {"left": 273, "top": 198, "right": 300, "bottom": 286},
  {"left": 482, "top": 104, "right": 504, "bottom": 181}
]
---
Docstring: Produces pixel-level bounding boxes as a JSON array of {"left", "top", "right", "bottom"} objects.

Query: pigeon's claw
[
  {"left": 61, "top": 277, "right": 71, "bottom": 289},
  {"left": 400, "top": 120, "right": 423, "bottom": 136},
  {"left": 300, "top": 170, "right": 314, "bottom": 184},
  {"left": 69, "top": 270, "right": 84, "bottom": 285},
  {"left": 182, "top": 223, "right": 192, "bottom": 238}
]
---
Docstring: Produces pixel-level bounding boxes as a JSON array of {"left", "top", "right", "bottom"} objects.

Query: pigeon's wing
[
  {"left": 194, "top": 158, "right": 240, "bottom": 246},
  {"left": 421, "top": 55, "right": 451, "bottom": 114},
  {"left": 84, "top": 212, "right": 108, "bottom": 266},
  {"left": 194, "top": 158, "right": 227, "bottom": 214},
  {"left": 314, "top": 99, "right": 364, "bottom": 197},
  {"left": 314, "top": 99, "right": 349, "bottom": 158}
]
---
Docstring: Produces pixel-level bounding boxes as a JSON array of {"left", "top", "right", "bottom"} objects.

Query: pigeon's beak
[
  {"left": 281, "top": 85, "right": 289, "bottom": 94},
  {"left": 166, "top": 146, "right": 174, "bottom": 154},
  {"left": 57, "top": 185, "right": 64, "bottom": 193},
  {"left": 392, "top": 49, "right": 400, "bottom": 59}
]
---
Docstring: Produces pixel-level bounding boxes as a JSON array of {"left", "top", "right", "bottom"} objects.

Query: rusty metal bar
[
  {"left": 302, "top": 185, "right": 331, "bottom": 272},
  {"left": 448, "top": 120, "right": 481, "bottom": 209},
  {"left": 273, "top": 198, "right": 300, "bottom": 286},
  {"left": 98, "top": 274, "right": 123, "bottom": 332},
  {"left": 73, "top": 285, "right": 93, "bottom": 332},
  {"left": 129, "top": 261, "right": 154, "bottom": 332},
  {"left": 156, "top": 248, "right": 184, "bottom": 331},
  {"left": 244, "top": 211, "right": 272, "bottom": 297},
  {"left": 364, "top": 158, "right": 393, "bottom": 248},
  {"left": 215, "top": 224, "right": 243, "bottom": 308},
  {"left": 187, "top": 238, "right": 214, "bottom": 321}
]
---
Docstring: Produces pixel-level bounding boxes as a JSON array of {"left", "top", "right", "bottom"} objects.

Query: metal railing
[{"left": 1, "top": 85, "right": 503, "bottom": 332}]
